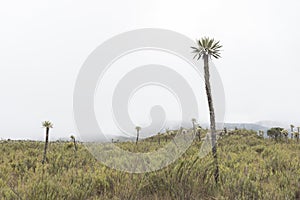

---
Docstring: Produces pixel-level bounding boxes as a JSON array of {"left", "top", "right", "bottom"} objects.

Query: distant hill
[
  {"left": 256, "top": 120, "right": 289, "bottom": 129},
  {"left": 77, "top": 121, "right": 289, "bottom": 142},
  {"left": 113, "top": 135, "right": 136, "bottom": 142},
  {"left": 223, "top": 123, "right": 268, "bottom": 132}
]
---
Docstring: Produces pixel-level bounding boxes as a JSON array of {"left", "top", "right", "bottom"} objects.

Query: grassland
[{"left": 1, "top": 129, "right": 300, "bottom": 199}]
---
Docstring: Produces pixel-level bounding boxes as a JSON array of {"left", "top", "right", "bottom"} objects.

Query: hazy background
[{"left": 0, "top": 0, "right": 299, "bottom": 140}]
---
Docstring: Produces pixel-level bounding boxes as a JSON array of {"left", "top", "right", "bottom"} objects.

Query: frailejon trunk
[
  {"left": 158, "top": 134, "right": 161, "bottom": 145},
  {"left": 204, "top": 55, "right": 219, "bottom": 184},
  {"left": 136, "top": 130, "right": 139, "bottom": 145},
  {"left": 42, "top": 127, "right": 49, "bottom": 164},
  {"left": 192, "top": 122, "right": 196, "bottom": 136},
  {"left": 73, "top": 138, "right": 78, "bottom": 151}
]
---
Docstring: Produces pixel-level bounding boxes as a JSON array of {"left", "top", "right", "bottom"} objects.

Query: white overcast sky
[{"left": 0, "top": 0, "right": 300, "bottom": 140}]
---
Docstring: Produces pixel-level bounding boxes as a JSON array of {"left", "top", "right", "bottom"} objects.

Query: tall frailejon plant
[
  {"left": 290, "top": 124, "right": 294, "bottom": 132},
  {"left": 70, "top": 135, "right": 78, "bottom": 168},
  {"left": 290, "top": 124, "right": 295, "bottom": 138},
  {"left": 191, "top": 37, "right": 222, "bottom": 184},
  {"left": 196, "top": 127, "right": 202, "bottom": 141},
  {"left": 166, "top": 128, "right": 170, "bottom": 142},
  {"left": 157, "top": 132, "right": 161, "bottom": 145},
  {"left": 297, "top": 127, "right": 300, "bottom": 142},
  {"left": 192, "top": 118, "right": 197, "bottom": 136},
  {"left": 135, "top": 126, "right": 141, "bottom": 145},
  {"left": 70, "top": 135, "right": 78, "bottom": 152},
  {"left": 42, "top": 121, "right": 53, "bottom": 164}
]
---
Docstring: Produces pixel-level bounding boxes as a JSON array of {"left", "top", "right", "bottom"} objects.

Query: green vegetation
[
  {"left": 1, "top": 129, "right": 300, "bottom": 199},
  {"left": 267, "top": 127, "right": 284, "bottom": 140}
]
